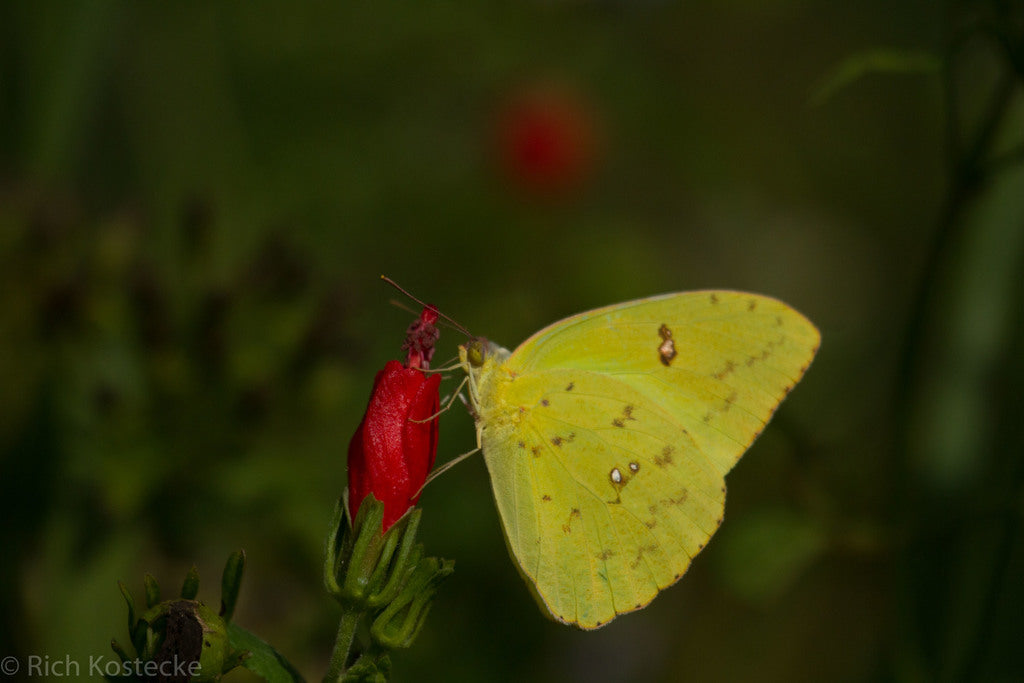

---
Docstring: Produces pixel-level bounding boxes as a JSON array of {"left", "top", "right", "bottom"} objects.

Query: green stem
[{"left": 323, "top": 607, "right": 362, "bottom": 683}]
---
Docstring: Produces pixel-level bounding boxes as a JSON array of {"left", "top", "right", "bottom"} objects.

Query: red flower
[{"left": 347, "top": 308, "right": 442, "bottom": 531}]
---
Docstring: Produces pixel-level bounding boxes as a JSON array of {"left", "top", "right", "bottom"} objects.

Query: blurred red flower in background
[{"left": 494, "top": 82, "right": 599, "bottom": 199}]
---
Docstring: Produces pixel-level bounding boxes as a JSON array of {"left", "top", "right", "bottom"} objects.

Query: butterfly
[{"left": 458, "top": 291, "right": 819, "bottom": 629}]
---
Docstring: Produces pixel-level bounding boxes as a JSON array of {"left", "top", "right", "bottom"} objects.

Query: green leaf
[
  {"left": 227, "top": 622, "right": 305, "bottom": 683},
  {"left": 810, "top": 48, "right": 940, "bottom": 105}
]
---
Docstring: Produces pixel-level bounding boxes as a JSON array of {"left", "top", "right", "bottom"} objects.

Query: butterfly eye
[{"left": 466, "top": 339, "right": 487, "bottom": 367}]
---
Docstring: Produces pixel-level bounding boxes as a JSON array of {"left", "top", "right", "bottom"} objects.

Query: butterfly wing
[{"left": 474, "top": 291, "right": 819, "bottom": 628}]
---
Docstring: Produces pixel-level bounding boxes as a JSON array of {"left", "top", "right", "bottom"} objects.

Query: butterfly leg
[
  {"left": 413, "top": 446, "right": 482, "bottom": 497},
  {"left": 410, "top": 375, "right": 470, "bottom": 423}
]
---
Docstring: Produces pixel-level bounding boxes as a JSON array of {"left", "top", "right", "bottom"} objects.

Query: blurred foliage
[{"left": 2, "top": 1, "right": 1023, "bottom": 682}]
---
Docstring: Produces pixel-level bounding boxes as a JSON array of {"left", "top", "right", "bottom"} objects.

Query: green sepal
[
  {"left": 142, "top": 617, "right": 160, "bottom": 661},
  {"left": 365, "top": 510, "right": 422, "bottom": 609},
  {"left": 370, "top": 556, "right": 454, "bottom": 650},
  {"left": 109, "top": 638, "right": 130, "bottom": 663},
  {"left": 117, "top": 580, "right": 136, "bottom": 635},
  {"left": 329, "top": 495, "right": 414, "bottom": 606},
  {"left": 181, "top": 565, "right": 200, "bottom": 600},
  {"left": 324, "top": 495, "right": 348, "bottom": 596},
  {"left": 143, "top": 573, "right": 160, "bottom": 609},
  {"left": 336, "top": 495, "right": 387, "bottom": 603},
  {"left": 364, "top": 515, "right": 404, "bottom": 595},
  {"left": 130, "top": 617, "right": 149, "bottom": 658},
  {"left": 221, "top": 549, "right": 245, "bottom": 621},
  {"left": 330, "top": 496, "right": 429, "bottom": 612}
]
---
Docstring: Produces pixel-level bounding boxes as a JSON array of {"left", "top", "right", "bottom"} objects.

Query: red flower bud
[{"left": 347, "top": 307, "right": 442, "bottom": 531}]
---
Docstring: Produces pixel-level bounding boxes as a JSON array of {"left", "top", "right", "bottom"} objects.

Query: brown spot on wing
[
  {"left": 661, "top": 489, "right": 688, "bottom": 506},
  {"left": 657, "top": 323, "right": 678, "bottom": 366},
  {"left": 722, "top": 391, "right": 738, "bottom": 412},
  {"left": 562, "top": 508, "right": 582, "bottom": 533},
  {"left": 612, "top": 405, "right": 638, "bottom": 428},
  {"left": 713, "top": 359, "right": 737, "bottom": 380},
  {"left": 550, "top": 433, "right": 575, "bottom": 447},
  {"left": 630, "top": 543, "right": 660, "bottom": 569},
  {"left": 654, "top": 445, "right": 675, "bottom": 468}
]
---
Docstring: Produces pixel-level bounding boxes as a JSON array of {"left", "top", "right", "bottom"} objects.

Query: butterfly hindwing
[{"left": 482, "top": 368, "right": 727, "bottom": 627}]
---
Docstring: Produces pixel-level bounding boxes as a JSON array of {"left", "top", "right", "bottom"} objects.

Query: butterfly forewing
[{"left": 508, "top": 291, "right": 820, "bottom": 473}]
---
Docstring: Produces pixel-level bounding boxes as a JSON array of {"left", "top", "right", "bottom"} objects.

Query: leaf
[
  {"left": 227, "top": 622, "right": 306, "bottom": 683},
  {"left": 810, "top": 48, "right": 940, "bottom": 105}
]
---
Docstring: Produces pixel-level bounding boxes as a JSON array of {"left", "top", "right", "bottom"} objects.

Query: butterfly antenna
[
  {"left": 389, "top": 299, "right": 469, "bottom": 336},
  {"left": 387, "top": 298, "right": 465, "bottom": 335},
  {"left": 381, "top": 275, "right": 474, "bottom": 338}
]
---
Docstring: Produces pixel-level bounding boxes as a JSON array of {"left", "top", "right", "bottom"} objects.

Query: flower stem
[{"left": 323, "top": 607, "right": 362, "bottom": 683}]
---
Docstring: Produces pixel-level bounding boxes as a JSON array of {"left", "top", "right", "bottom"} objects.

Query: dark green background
[{"left": 2, "top": 2, "right": 1023, "bottom": 681}]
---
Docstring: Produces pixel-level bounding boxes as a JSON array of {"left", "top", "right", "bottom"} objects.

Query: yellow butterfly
[{"left": 459, "top": 291, "right": 819, "bottom": 629}]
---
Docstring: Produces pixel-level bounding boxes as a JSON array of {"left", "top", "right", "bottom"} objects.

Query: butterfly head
[
  {"left": 460, "top": 337, "right": 510, "bottom": 369},
  {"left": 461, "top": 337, "right": 490, "bottom": 368}
]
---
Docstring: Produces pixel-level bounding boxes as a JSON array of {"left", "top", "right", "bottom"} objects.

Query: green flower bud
[{"left": 370, "top": 556, "right": 454, "bottom": 650}]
